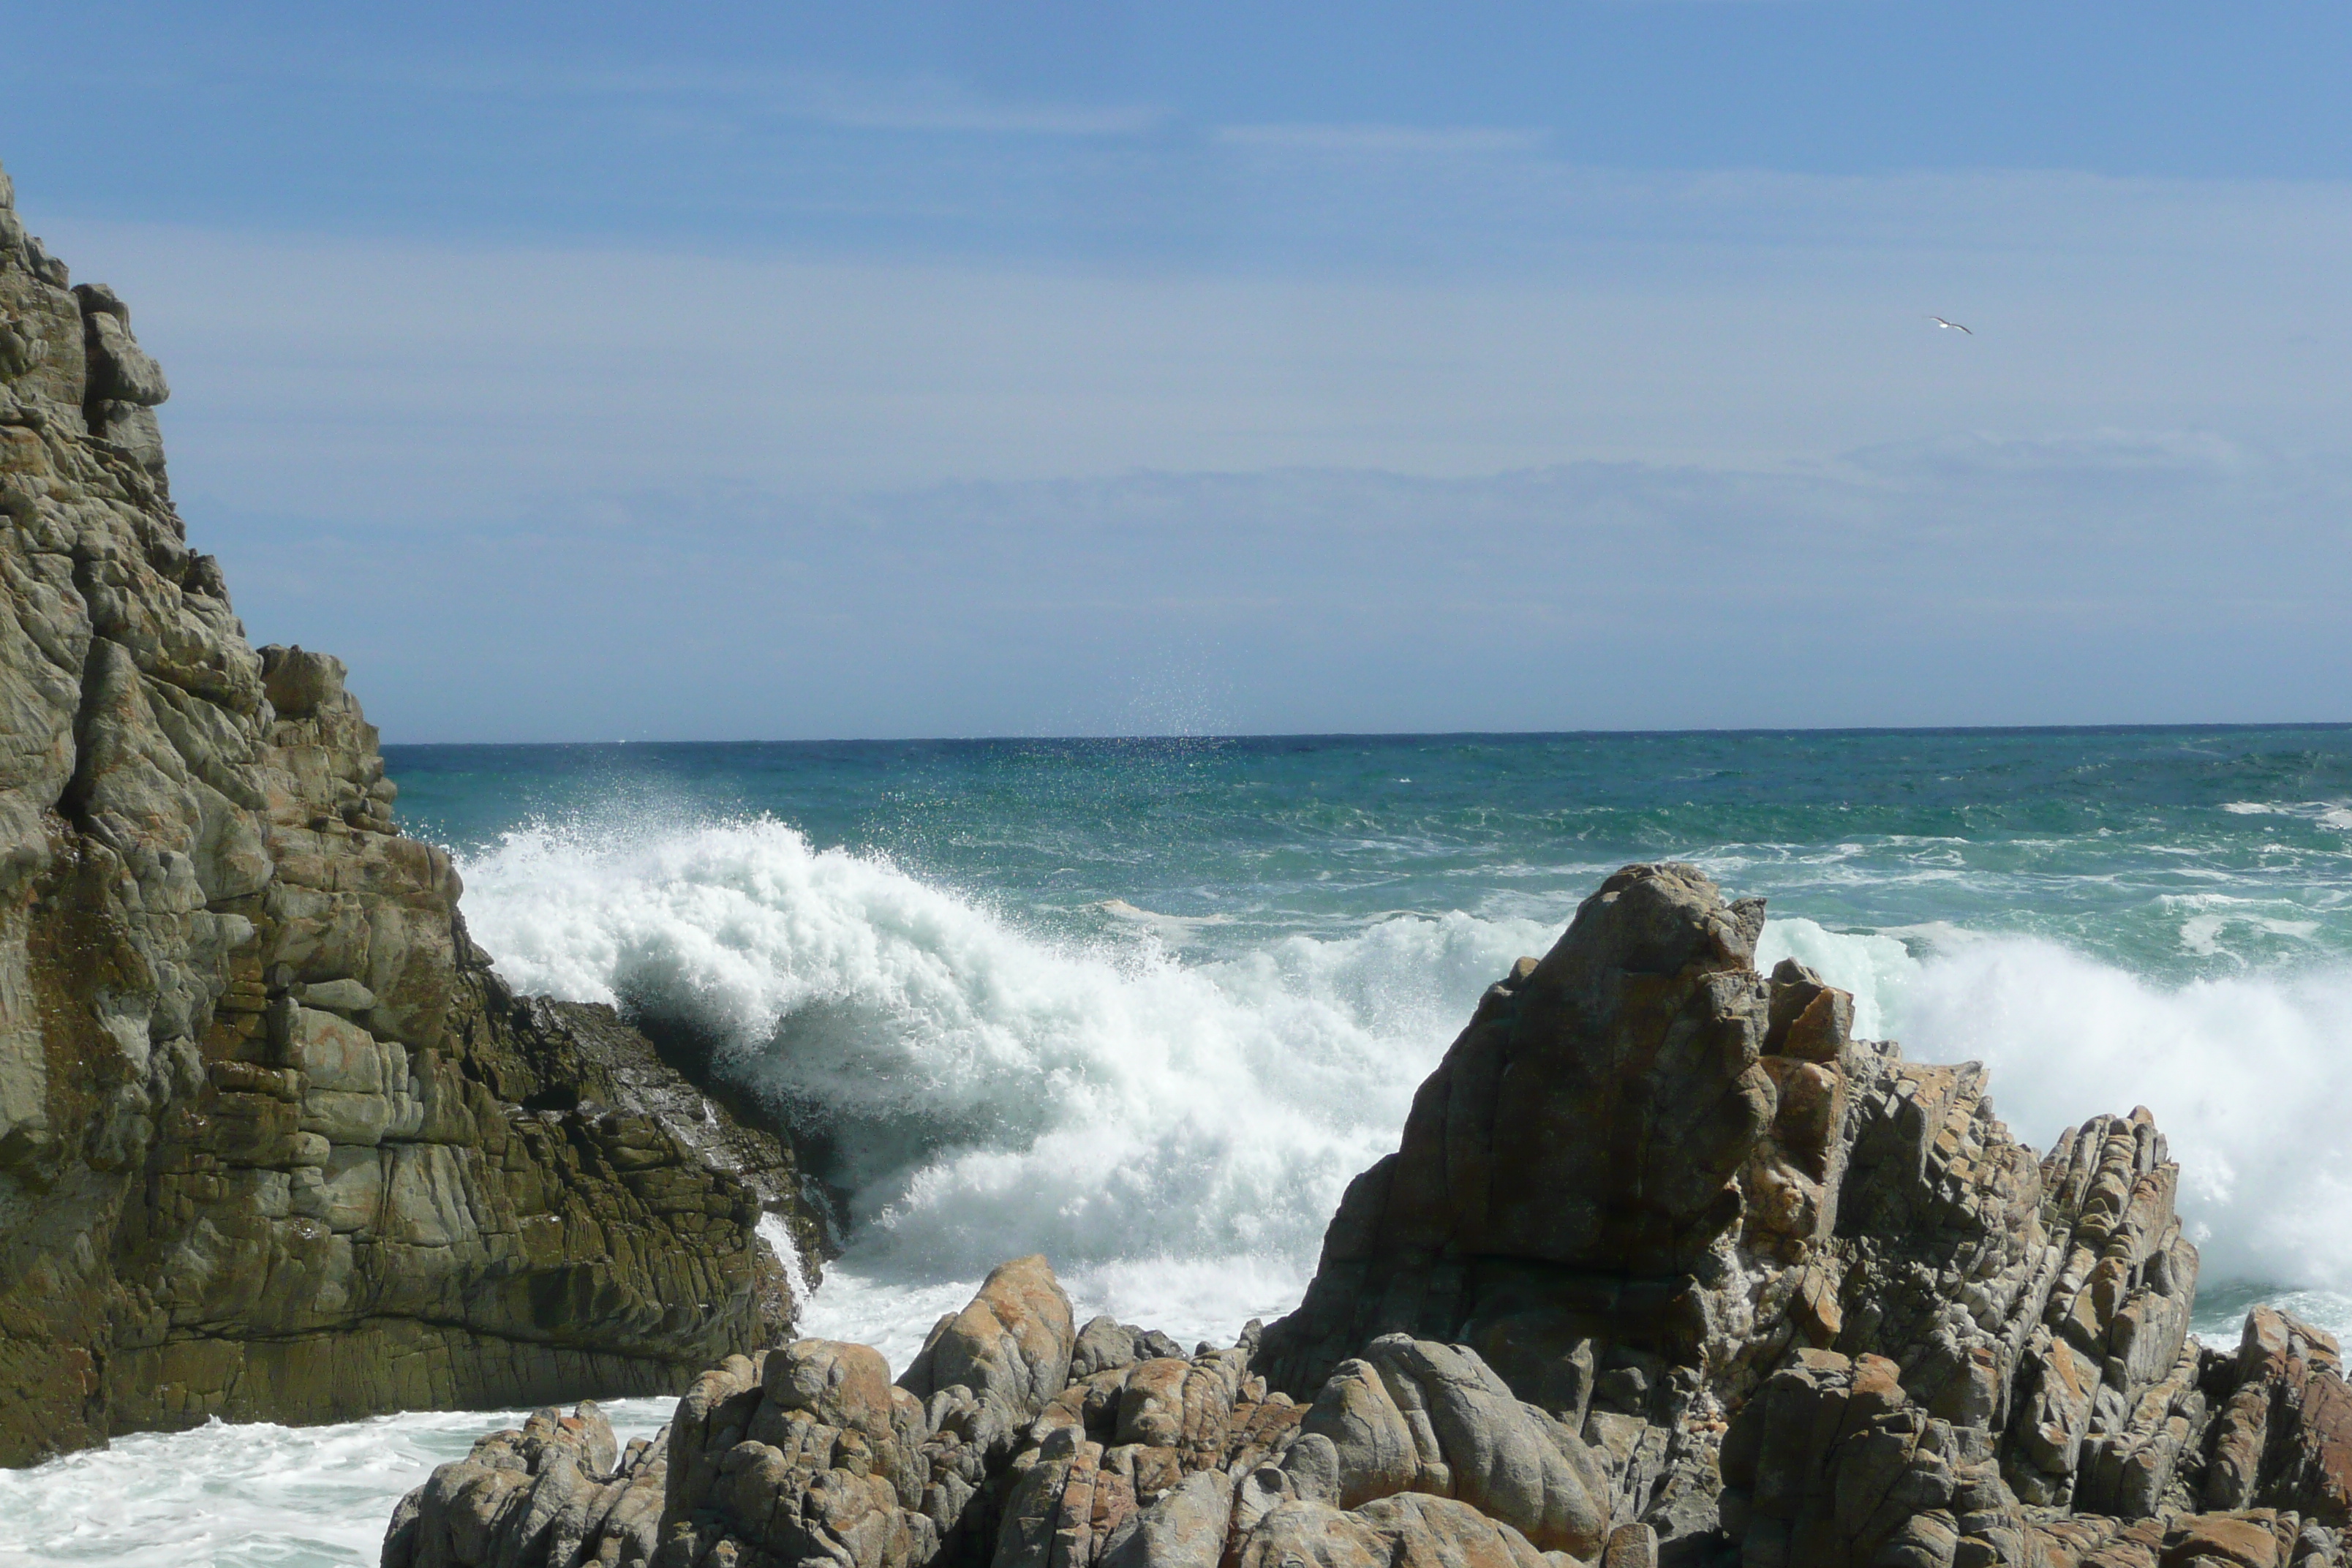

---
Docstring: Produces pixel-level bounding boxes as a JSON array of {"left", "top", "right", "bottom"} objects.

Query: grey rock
[
  {"left": 381, "top": 1403, "right": 664, "bottom": 1568},
  {"left": 297, "top": 976, "right": 379, "bottom": 1014},
  {"left": 1285, "top": 1335, "right": 1610, "bottom": 1558},
  {"left": 1232, "top": 1494, "right": 1556, "bottom": 1568},
  {"left": 1100, "top": 1469, "right": 1232, "bottom": 1568},
  {"left": 1073, "top": 1316, "right": 1140, "bottom": 1379}
]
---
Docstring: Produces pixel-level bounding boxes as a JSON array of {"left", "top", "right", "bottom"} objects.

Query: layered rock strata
[
  {"left": 396, "top": 863, "right": 2352, "bottom": 1568},
  {"left": 0, "top": 160, "right": 821, "bottom": 1466}
]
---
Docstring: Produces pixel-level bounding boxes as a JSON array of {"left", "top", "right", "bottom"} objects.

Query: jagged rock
[
  {"left": 630, "top": 1261, "right": 1319, "bottom": 1568},
  {"left": 1254, "top": 863, "right": 2352, "bottom": 1566},
  {"left": 0, "top": 157, "right": 826, "bottom": 1466},
  {"left": 901, "top": 1255, "right": 1079, "bottom": 1461},
  {"left": 2201, "top": 1308, "right": 2352, "bottom": 1526},
  {"left": 1281, "top": 1335, "right": 1609, "bottom": 1558},
  {"left": 655, "top": 1268, "right": 1068, "bottom": 1568},
  {"left": 1719, "top": 1347, "right": 2020, "bottom": 1567},
  {"left": 383, "top": 1401, "right": 668, "bottom": 1568}
]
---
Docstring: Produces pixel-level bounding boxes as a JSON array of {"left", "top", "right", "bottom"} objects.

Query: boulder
[
  {"left": 902, "top": 1255, "right": 1079, "bottom": 1458},
  {"left": 1284, "top": 1336, "right": 1608, "bottom": 1558},
  {"left": 2203, "top": 1308, "right": 2352, "bottom": 1526},
  {"left": 1232, "top": 1494, "right": 1558, "bottom": 1568},
  {"left": 382, "top": 1403, "right": 667, "bottom": 1568}
]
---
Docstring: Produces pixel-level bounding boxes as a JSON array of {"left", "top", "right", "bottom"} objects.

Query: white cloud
[
  {"left": 46, "top": 163, "right": 2352, "bottom": 517},
  {"left": 32, "top": 161, "right": 2352, "bottom": 736}
]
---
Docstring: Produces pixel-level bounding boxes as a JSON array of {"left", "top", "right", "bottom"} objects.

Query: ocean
[{"left": 12, "top": 725, "right": 2352, "bottom": 1565}]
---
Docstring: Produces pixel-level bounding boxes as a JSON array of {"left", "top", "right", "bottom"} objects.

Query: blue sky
[{"left": 7, "top": 3, "right": 2352, "bottom": 738}]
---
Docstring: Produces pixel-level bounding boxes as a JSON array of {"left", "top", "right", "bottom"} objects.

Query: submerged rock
[
  {"left": 0, "top": 156, "right": 827, "bottom": 1466},
  {"left": 402, "top": 863, "right": 2352, "bottom": 1568}
]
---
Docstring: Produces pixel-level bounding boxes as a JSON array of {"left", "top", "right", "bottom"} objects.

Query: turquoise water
[
  {"left": 393, "top": 726, "right": 2352, "bottom": 1354},
  {"left": 393, "top": 727, "right": 2352, "bottom": 979},
  {"left": 17, "top": 725, "right": 2352, "bottom": 1567}
]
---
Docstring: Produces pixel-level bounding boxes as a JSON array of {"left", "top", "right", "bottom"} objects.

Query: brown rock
[{"left": 902, "top": 1254, "right": 1079, "bottom": 1458}]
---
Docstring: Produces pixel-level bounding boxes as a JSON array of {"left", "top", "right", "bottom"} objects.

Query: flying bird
[{"left": 1928, "top": 315, "right": 1973, "bottom": 335}]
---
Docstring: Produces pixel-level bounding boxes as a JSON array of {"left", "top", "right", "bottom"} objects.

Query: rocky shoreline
[
  {"left": 7, "top": 153, "right": 2352, "bottom": 1568},
  {"left": 0, "top": 159, "right": 828, "bottom": 1466},
  {"left": 393, "top": 864, "right": 2352, "bottom": 1568}
]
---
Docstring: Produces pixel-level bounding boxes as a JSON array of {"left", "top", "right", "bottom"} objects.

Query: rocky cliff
[
  {"left": 393, "top": 864, "right": 2352, "bottom": 1568},
  {"left": 0, "top": 160, "right": 823, "bottom": 1467}
]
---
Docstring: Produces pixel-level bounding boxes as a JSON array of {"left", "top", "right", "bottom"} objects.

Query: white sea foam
[
  {"left": 452, "top": 823, "right": 2352, "bottom": 1347},
  {"left": 2220, "top": 799, "right": 2352, "bottom": 832},
  {"left": 456, "top": 818, "right": 1553, "bottom": 1346},
  {"left": 0, "top": 1399, "right": 673, "bottom": 1568},
  {"left": 1771, "top": 921, "right": 2352, "bottom": 1324},
  {"left": 757, "top": 1211, "right": 818, "bottom": 1307}
]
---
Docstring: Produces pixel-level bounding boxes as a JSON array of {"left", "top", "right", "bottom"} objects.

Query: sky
[{"left": 6, "top": 2, "right": 2352, "bottom": 739}]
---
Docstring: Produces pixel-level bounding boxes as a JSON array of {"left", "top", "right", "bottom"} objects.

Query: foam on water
[
  {"left": 448, "top": 821, "right": 2352, "bottom": 1354},
  {"left": 1766, "top": 919, "right": 2352, "bottom": 1338},
  {"left": 459, "top": 818, "right": 1553, "bottom": 1348},
  {"left": 26, "top": 802, "right": 2352, "bottom": 1564},
  {"left": 0, "top": 1399, "right": 673, "bottom": 1568}
]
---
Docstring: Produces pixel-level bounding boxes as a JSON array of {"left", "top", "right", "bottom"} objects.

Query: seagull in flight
[{"left": 1927, "top": 315, "right": 1973, "bottom": 335}]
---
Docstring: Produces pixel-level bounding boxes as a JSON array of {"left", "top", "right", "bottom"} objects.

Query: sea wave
[
  {"left": 457, "top": 818, "right": 1553, "bottom": 1344},
  {"left": 1768, "top": 917, "right": 2352, "bottom": 1302},
  {"left": 459, "top": 822, "right": 2352, "bottom": 1349},
  {"left": 0, "top": 1401, "right": 674, "bottom": 1568}
]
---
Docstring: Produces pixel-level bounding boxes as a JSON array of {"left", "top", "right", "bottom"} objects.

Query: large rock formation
[
  {"left": 394, "top": 864, "right": 2352, "bottom": 1568},
  {"left": 0, "top": 160, "right": 825, "bottom": 1466}
]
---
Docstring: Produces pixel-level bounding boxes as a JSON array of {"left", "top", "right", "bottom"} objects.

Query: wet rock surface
[
  {"left": 0, "top": 159, "right": 825, "bottom": 1466},
  {"left": 393, "top": 862, "right": 2352, "bottom": 1567}
]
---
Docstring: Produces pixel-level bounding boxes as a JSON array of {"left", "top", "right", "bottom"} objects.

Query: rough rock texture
[
  {"left": 0, "top": 159, "right": 823, "bottom": 1466},
  {"left": 385, "top": 1401, "right": 671, "bottom": 1568},
  {"left": 389, "top": 863, "right": 2352, "bottom": 1568}
]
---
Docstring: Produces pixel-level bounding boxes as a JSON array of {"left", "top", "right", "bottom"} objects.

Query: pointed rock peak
[{"left": 1531, "top": 861, "right": 1765, "bottom": 990}]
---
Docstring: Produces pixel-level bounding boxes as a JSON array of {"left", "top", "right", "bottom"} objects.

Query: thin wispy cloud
[
  {"left": 376, "top": 59, "right": 1169, "bottom": 137},
  {"left": 12, "top": 2, "right": 2352, "bottom": 734},
  {"left": 1215, "top": 124, "right": 1548, "bottom": 156}
]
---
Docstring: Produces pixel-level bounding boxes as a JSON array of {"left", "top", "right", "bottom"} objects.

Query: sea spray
[
  {"left": 457, "top": 817, "right": 1551, "bottom": 1343},
  {"left": 457, "top": 818, "right": 2352, "bottom": 1354},
  {"left": 0, "top": 1401, "right": 675, "bottom": 1568},
  {"left": 1765, "top": 918, "right": 2352, "bottom": 1313}
]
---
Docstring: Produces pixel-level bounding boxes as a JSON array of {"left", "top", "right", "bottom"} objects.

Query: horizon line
[{"left": 380, "top": 719, "right": 2352, "bottom": 750}]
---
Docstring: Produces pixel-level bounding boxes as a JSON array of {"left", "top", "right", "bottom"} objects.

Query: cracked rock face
[{"left": 0, "top": 158, "right": 822, "bottom": 1467}]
